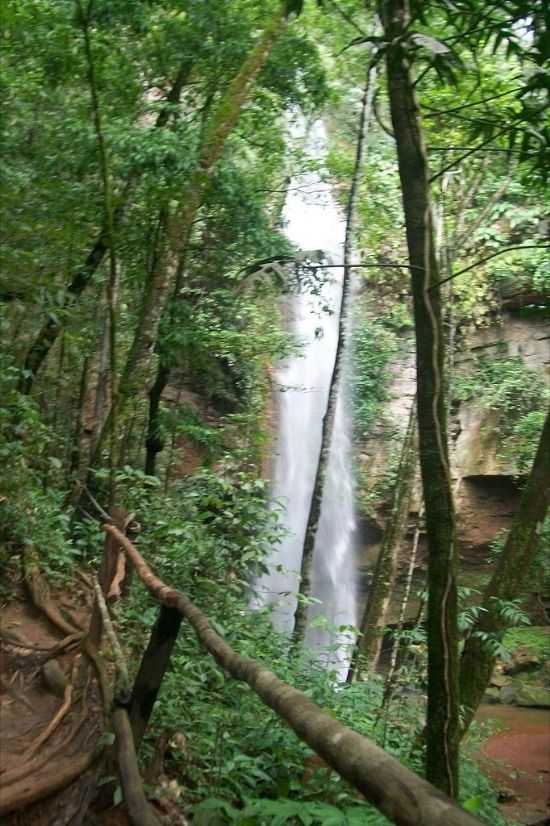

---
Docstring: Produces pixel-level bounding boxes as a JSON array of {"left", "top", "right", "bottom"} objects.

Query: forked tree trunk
[
  {"left": 292, "top": 60, "right": 377, "bottom": 646},
  {"left": 459, "top": 401, "right": 550, "bottom": 734},
  {"left": 380, "top": 0, "right": 459, "bottom": 797},
  {"left": 349, "top": 408, "right": 417, "bottom": 681},
  {"left": 129, "top": 605, "right": 183, "bottom": 750}
]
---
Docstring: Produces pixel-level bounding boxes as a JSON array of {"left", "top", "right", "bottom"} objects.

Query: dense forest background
[{"left": 1, "top": 1, "right": 549, "bottom": 825}]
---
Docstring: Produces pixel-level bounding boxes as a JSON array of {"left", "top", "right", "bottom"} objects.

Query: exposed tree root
[
  {"left": 0, "top": 706, "right": 89, "bottom": 787},
  {"left": 23, "top": 545, "right": 83, "bottom": 638},
  {"left": 83, "top": 638, "right": 112, "bottom": 712},
  {"left": 0, "top": 749, "right": 99, "bottom": 815},
  {"left": 0, "top": 630, "right": 82, "bottom": 656},
  {"left": 21, "top": 658, "right": 79, "bottom": 761}
]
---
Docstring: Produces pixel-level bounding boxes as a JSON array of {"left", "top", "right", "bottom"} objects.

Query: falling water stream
[{"left": 253, "top": 121, "right": 357, "bottom": 675}]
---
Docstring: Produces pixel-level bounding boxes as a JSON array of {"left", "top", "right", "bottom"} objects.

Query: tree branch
[
  {"left": 429, "top": 128, "right": 510, "bottom": 182},
  {"left": 103, "top": 524, "right": 483, "bottom": 826},
  {"left": 430, "top": 244, "right": 550, "bottom": 290}
]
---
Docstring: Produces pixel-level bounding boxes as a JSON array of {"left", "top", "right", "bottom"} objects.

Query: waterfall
[{"left": 253, "top": 120, "right": 357, "bottom": 675}]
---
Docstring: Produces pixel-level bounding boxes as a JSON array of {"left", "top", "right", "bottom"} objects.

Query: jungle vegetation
[{"left": 0, "top": 0, "right": 548, "bottom": 824}]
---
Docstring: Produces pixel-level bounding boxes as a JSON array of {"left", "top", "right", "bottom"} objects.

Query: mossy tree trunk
[
  {"left": 91, "top": 8, "right": 290, "bottom": 468},
  {"left": 380, "top": 0, "right": 459, "bottom": 798},
  {"left": 459, "top": 400, "right": 550, "bottom": 734},
  {"left": 349, "top": 408, "right": 417, "bottom": 680}
]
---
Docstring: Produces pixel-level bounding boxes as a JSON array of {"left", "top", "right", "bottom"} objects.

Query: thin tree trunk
[
  {"left": 292, "top": 59, "right": 377, "bottom": 646},
  {"left": 144, "top": 363, "right": 171, "bottom": 477},
  {"left": 129, "top": 605, "right": 183, "bottom": 750},
  {"left": 78, "top": 0, "right": 121, "bottom": 506},
  {"left": 91, "top": 7, "right": 290, "bottom": 469},
  {"left": 459, "top": 401, "right": 550, "bottom": 734},
  {"left": 18, "top": 62, "right": 193, "bottom": 395},
  {"left": 69, "top": 355, "right": 90, "bottom": 478},
  {"left": 349, "top": 408, "right": 417, "bottom": 680},
  {"left": 142, "top": 218, "right": 184, "bottom": 480},
  {"left": 384, "top": 506, "right": 424, "bottom": 700},
  {"left": 113, "top": 707, "right": 162, "bottom": 826},
  {"left": 104, "top": 524, "right": 483, "bottom": 826},
  {"left": 380, "top": 0, "right": 459, "bottom": 797}
]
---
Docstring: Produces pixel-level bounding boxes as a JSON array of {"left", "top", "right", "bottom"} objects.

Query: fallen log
[{"left": 104, "top": 524, "right": 483, "bottom": 826}]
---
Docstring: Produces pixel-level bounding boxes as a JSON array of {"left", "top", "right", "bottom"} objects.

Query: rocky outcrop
[
  {"left": 356, "top": 305, "right": 550, "bottom": 614},
  {"left": 499, "top": 683, "right": 550, "bottom": 708}
]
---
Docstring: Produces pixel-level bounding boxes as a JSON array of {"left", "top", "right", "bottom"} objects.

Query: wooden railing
[{"left": 99, "top": 523, "right": 483, "bottom": 826}]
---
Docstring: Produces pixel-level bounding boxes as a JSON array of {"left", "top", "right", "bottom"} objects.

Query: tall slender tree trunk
[
  {"left": 18, "top": 61, "right": 193, "bottom": 395},
  {"left": 380, "top": 0, "right": 459, "bottom": 797},
  {"left": 292, "top": 60, "right": 377, "bottom": 646},
  {"left": 459, "top": 401, "right": 550, "bottom": 735},
  {"left": 78, "top": 0, "right": 120, "bottom": 506},
  {"left": 349, "top": 408, "right": 417, "bottom": 681},
  {"left": 91, "top": 7, "right": 291, "bottom": 469}
]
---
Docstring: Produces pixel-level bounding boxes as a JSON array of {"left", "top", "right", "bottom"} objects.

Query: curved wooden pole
[{"left": 104, "top": 524, "right": 482, "bottom": 826}]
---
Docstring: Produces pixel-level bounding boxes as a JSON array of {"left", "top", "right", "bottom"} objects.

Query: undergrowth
[{"left": 115, "top": 474, "right": 512, "bottom": 826}]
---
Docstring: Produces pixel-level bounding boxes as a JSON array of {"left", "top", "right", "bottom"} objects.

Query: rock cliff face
[{"left": 357, "top": 307, "right": 550, "bottom": 620}]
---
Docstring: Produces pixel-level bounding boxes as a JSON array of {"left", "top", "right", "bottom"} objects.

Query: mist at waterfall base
[{"left": 252, "top": 121, "right": 358, "bottom": 677}]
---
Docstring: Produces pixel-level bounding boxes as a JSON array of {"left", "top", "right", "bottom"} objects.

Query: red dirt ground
[{"left": 475, "top": 704, "right": 550, "bottom": 824}]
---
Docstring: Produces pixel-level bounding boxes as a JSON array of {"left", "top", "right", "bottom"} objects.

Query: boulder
[
  {"left": 541, "top": 659, "right": 550, "bottom": 687},
  {"left": 483, "top": 687, "right": 501, "bottom": 704},
  {"left": 503, "top": 649, "right": 541, "bottom": 676},
  {"left": 500, "top": 684, "right": 518, "bottom": 705},
  {"left": 515, "top": 685, "right": 550, "bottom": 708},
  {"left": 499, "top": 681, "right": 550, "bottom": 707}
]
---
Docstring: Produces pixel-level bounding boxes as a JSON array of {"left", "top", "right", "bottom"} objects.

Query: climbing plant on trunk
[{"left": 380, "top": 0, "right": 459, "bottom": 798}]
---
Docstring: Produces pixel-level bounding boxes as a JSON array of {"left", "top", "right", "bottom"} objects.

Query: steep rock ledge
[{"left": 356, "top": 308, "right": 550, "bottom": 619}]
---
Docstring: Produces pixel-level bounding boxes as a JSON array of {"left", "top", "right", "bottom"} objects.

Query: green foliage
[
  {"left": 471, "top": 596, "right": 531, "bottom": 661},
  {"left": 193, "top": 797, "right": 387, "bottom": 825},
  {"left": 502, "top": 626, "right": 550, "bottom": 660},
  {"left": 0, "top": 357, "right": 76, "bottom": 580},
  {"left": 119, "top": 468, "right": 283, "bottom": 595},
  {"left": 454, "top": 355, "right": 548, "bottom": 471},
  {"left": 457, "top": 587, "right": 486, "bottom": 634},
  {"left": 350, "top": 315, "right": 399, "bottom": 439}
]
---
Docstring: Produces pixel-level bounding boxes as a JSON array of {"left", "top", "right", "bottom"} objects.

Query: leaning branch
[
  {"left": 103, "top": 524, "right": 482, "bottom": 826},
  {"left": 430, "top": 244, "right": 550, "bottom": 290}
]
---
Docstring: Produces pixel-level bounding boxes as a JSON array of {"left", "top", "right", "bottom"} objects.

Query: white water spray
[{"left": 253, "top": 121, "right": 357, "bottom": 675}]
